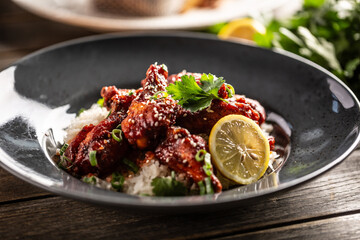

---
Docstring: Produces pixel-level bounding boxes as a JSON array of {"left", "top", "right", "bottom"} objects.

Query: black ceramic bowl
[{"left": 0, "top": 32, "right": 359, "bottom": 212}]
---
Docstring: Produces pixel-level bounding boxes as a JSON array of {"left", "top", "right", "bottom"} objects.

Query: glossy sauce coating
[
  {"left": 63, "top": 64, "right": 274, "bottom": 194},
  {"left": 155, "top": 126, "right": 222, "bottom": 193}
]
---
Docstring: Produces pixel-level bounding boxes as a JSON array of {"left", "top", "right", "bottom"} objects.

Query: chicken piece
[
  {"left": 168, "top": 71, "right": 266, "bottom": 133},
  {"left": 63, "top": 88, "right": 135, "bottom": 177},
  {"left": 122, "top": 64, "right": 179, "bottom": 150},
  {"left": 176, "top": 95, "right": 265, "bottom": 135},
  {"left": 101, "top": 86, "right": 140, "bottom": 113},
  {"left": 155, "top": 127, "right": 222, "bottom": 193}
]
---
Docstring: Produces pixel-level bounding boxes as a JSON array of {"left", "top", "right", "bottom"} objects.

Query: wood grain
[
  {"left": 0, "top": 168, "right": 50, "bottom": 203},
  {"left": 1, "top": 1, "right": 360, "bottom": 239},
  {"left": 218, "top": 213, "right": 360, "bottom": 240},
  {"left": 0, "top": 150, "right": 359, "bottom": 239}
]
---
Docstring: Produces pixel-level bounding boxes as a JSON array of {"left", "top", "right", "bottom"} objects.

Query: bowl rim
[{"left": 1, "top": 31, "right": 359, "bottom": 209}]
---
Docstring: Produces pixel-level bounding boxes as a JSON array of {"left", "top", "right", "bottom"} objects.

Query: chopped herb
[
  {"left": 97, "top": 98, "right": 104, "bottom": 107},
  {"left": 58, "top": 157, "right": 68, "bottom": 169},
  {"left": 77, "top": 108, "right": 86, "bottom": 116},
  {"left": 82, "top": 175, "right": 97, "bottom": 184},
  {"left": 198, "top": 180, "right": 206, "bottom": 195},
  {"left": 198, "top": 177, "right": 214, "bottom": 195},
  {"left": 111, "top": 129, "right": 123, "bottom": 142},
  {"left": 111, "top": 172, "right": 125, "bottom": 191},
  {"left": 59, "top": 143, "right": 69, "bottom": 156},
  {"left": 123, "top": 158, "right": 139, "bottom": 173},
  {"left": 89, "top": 150, "right": 98, "bottom": 167},
  {"left": 195, "top": 149, "right": 207, "bottom": 162},
  {"left": 106, "top": 110, "right": 112, "bottom": 118},
  {"left": 225, "top": 84, "right": 235, "bottom": 98},
  {"left": 166, "top": 73, "right": 229, "bottom": 112},
  {"left": 151, "top": 171, "right": 187, "bottom": 196},
  {"left": 116, "top": 124, "right": 122, "bottom": 130},
  {"left": 202, "top": 152, "right": 213, "bottom": 177},
  {"left": 150, "top": 91, "right": 168, "bottom": 100},
  {"left": 204, "top": 177, "right": 214, "bottom": 194}
]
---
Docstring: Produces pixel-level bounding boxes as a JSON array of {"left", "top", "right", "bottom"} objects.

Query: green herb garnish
[
  {"left": 198, "top": 180, "right": 206, "bottom": 195},
  {"left": 150, "top": 91, "right": 168, "bottom": 100},
  {"left": 89, "top": 150, "right": 98, "bottom": 167},
  {"left": 198, "top": 177, "right": 214, "bottom": 195},
  {"left": 111, "top": 129, "right": 123, "bottom": 142},
  {"left": 97, "top": 98, "right": 104, "bottom": 107},
  {"left": 82, "top": 175, "right": 97, "bottom": 184},
  {"left": 195, "top": 149, "right": 207, "bottom": 162},
  {"left": 123, "top": 158, "right": 139, "bottom": 173},
  {"left": 77, "top": 108, "right": 86, "bottom": 116},
  {"left": 202, "top": 153, "right": 213, "bottom": 177},
  {"left": 151, "top": 171, "right": 187, "bottom": 196},
  {"left": 166, "top": 73, "right": 229, "bottom": 112},
  {"left": 59, "top": 143, "right": 69, "bottom": 156},
  {"left": 204, "top": 177, "right": 214, "bottom": 194},
  {"left": 111, "top": 172, "right": 125, "bottom": 191}
]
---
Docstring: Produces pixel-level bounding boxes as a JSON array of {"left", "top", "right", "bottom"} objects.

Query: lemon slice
[
  {"left": 209, "top": 114, "right": 270, "bottom": 185},
  {"left": 218, "top": 18, "right": 266, "bottom": 41}
]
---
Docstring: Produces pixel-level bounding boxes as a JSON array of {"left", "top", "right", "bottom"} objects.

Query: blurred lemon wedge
[
  {"left": 209, "top": 114, "right": 270, "bottom": 185},
  {"left": 218, "top": 18, "right": 266, "bottom": 41}
]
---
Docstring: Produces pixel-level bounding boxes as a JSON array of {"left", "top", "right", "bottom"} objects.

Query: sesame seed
[{"left": 154, "top": 122, "right": 159, "bottom": 127}]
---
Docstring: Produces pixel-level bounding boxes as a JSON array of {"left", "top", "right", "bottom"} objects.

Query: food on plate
[
  {"left": 93, "top": 0, "right": 221, "bottom": 16},
  {"left": 56, "top": 63, "right": 280, "bottom": 196}
]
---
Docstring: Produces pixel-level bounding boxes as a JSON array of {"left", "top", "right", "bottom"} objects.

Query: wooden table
[{"left": 1, "top": 2, "right": 360, "bottom": 239}]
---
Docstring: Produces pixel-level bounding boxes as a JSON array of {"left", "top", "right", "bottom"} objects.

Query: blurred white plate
[{"left": 12, "top": 0, "right": 289, "bottom": 31}]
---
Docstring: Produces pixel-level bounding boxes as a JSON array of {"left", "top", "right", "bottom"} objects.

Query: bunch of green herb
[
  {"left": 254, "top": 0, "right": 360, "bottom": 97},
  {"left": 166, "top": 73, "right": 232, "bottom": 112},
  {"left": 151, "top": 171, "right": 187, "bottom": 196}
]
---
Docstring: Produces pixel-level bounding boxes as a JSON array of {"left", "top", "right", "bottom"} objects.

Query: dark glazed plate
[{"left": 0, "top": 32, "right": 359, "bottom": 212}]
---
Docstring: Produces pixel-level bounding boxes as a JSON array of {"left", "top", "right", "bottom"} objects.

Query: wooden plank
[
  {"left": 217, "top": 213, "right": 360, "bottom": 240},
  {"left": 0, "top": 150, "right": 359, "bottom": 239},
  {"left": 0, "top": 168, "right": 50, "bottom": 203}
]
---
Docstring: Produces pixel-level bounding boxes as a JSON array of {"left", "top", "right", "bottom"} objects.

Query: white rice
[
  {"left": 123, "top": 160, "right": 170, "bottom": 195},
  {"left": 64, "top": 104, "right": 280, "bottom": 195},
  {"left": 64, "top": 104, "right": 109, "bottom": 143}
]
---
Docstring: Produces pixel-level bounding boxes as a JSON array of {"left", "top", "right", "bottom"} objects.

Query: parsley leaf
[
  {"left": 254, "top": 0, "right": 360, "bottom": 97},
  {"left": 151, "top": 172, "right": 187, "bottom": 196},
  {"left": 166, "top": 73, "right": 227, "bottom": 112}
]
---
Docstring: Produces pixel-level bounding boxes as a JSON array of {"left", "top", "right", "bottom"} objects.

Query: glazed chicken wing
[
  {"left": 167, "top": 71, "right": 266, "bottom": 134},
  {"left": 122, "top": 64, "right": 179, "bottom": 150},
  {"left": 155, "top": 126, "right": 222, "bottom": 193},
  {"left": 176, "top": 95, "right": 265, "bottom": 135},
  {"left": 63, "top": 87, "right": 134, "bottom": 177}
]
